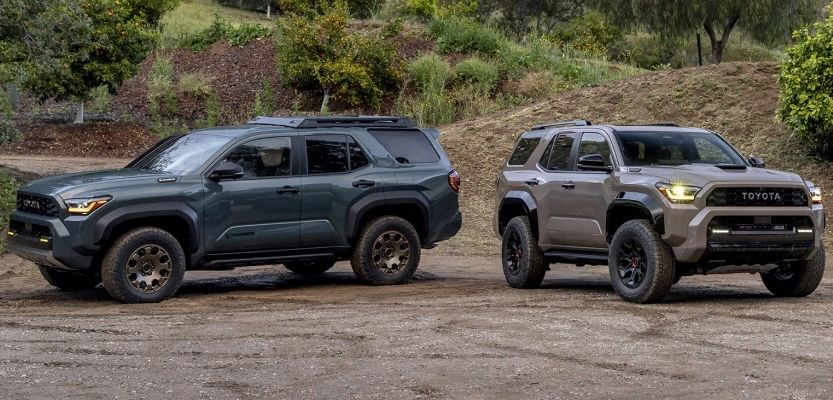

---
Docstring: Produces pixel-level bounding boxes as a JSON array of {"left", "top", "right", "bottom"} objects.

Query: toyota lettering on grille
[
  {"left": 741, "top": 192, "right": 783, "bottom": 202},
  {"left": 22, "top": 198, "right": 44, "bottom": 210}
]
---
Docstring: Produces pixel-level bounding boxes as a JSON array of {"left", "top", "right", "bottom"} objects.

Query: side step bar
[{"left": 544, "top": 250, "right": 609, "bottom": 266}]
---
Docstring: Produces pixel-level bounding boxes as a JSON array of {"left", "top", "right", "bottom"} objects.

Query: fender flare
[
  {"left": 607, "top": 192, "right": 664, "bottom": 236},
  {"left": 498, "top": 190, "right": 538, "bottom": 238},
  {"left": 94, "top": 202, "right": 200, "bottom": 253},
  {"left": 346, "top": 191, "right": 430, "bottom": 243}
]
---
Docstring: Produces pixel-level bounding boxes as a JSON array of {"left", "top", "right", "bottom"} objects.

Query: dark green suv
[{"left": 8, "top": 116, "right": 462, "bottom": 303}]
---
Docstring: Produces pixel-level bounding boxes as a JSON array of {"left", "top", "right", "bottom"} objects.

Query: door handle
[
  {"left": 562, "top": 182, "right": 576, "bottom": 190},
  {"left": 276, "top": 186, "right": 299, "bottom": 194},
  {"left": 524, "top": 178, "right": 540, "bottom": 186},
  {"left": 352, "top": 179, "right": 376, "bottom": 188}
]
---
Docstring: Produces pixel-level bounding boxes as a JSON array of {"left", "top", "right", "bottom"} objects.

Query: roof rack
[
  {"left": 247, "top": 115, "right": 417, "bottom": 129},
  {"left": 645, "top": 122, "right": 679, "bottom": 127},
  {"left": 531, "top": 119, "right": 592, "bottom": 131}
]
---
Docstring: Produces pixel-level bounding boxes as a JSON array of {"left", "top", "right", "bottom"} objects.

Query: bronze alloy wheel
[
  {"left": 126, "top": 244, "right": 172, "bottom": 293},
  {"left": 371, "top": 230, "right": 411, "bottom": 274}
]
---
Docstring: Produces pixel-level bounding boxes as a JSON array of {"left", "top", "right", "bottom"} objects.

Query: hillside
[{"left": 440, "top": 62, "right": 833, "bottom": 253}]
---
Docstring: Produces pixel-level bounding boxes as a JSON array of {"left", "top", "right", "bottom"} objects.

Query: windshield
[
  {"left": 615, "top": 131, "right": 746, "bottom": 167},
  {"left": 130, "top": 133, "right": 232, "bottom": 174}
]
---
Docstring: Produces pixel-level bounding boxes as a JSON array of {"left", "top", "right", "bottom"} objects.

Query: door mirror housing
[
  {"left": 577, "top": 154, "right": 612, "bottom": 172},
  {"left": 209, "top": 161, "right": 245, "bottom": 181},
  {"left": 748, "top": 156, "right": 765, "bottom": 168}
]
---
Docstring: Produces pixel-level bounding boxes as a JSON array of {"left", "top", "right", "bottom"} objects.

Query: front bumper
[
  {"left": 6, "top": 211, "right": 96, "bottom": 271},
  {"left": 665, "top": 206, "right": 824, "bottom": 264}
]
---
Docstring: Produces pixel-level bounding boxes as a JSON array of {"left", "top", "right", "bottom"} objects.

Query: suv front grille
[
  {"left": 16, "top": 193, "right": 58, "bottom": 217},
  {"left": 706, "top": 187, "right": 808, "bottom": 207}
]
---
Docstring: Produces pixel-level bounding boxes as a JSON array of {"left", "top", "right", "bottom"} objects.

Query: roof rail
[
  {"left": 247, "top": 115, "right": 417, "bottom": 129},
  {"left": 531, "top": 119, "right": 592, "bottom": 131},
  {"left": 645, "top": 122, "right": 679, "bottom": 127}
]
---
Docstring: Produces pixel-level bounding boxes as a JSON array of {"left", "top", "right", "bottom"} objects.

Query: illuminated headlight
[
  {"left": 656, "top": 182, "right": 701, "bottom": 204},
  {"left": 809, "top": 186, "right": 822, "bottom": 205},
  {"left": 64, "top": 196, "right": 111, "bottom": 215}
]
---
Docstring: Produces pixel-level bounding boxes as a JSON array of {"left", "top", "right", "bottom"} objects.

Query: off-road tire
[
  {"left": 608, "top": 219, "right": 675, "bottom": 303},
  {"left": 101, "top": 227, "right": 186, "bottom": 303},
  {"left": 501, "top": 216, "right": 547, "bottom": 289},
  {"left": 38, "top": 265, "right": 100, "bottom": 290},
  {"left": 761, "top": 246, "right": 825, "bottom": 297},
  {"left": 284, "top": 260, "right": 336, "bottom": 275},
  {"left": 351, "top": 216, "right": 421, "bottom": 285}
]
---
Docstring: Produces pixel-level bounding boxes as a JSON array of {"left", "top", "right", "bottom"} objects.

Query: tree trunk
[
  {"left": 702, "top": 15, "right": 739, "bottom": 64},
  {"left": 320, "top": 88, "right": 330, "bottom": 114},
  {"left": 74, "top": 101, "right": 85, "bottom": 124}
]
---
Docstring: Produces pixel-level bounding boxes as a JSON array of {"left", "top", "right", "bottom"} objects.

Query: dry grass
[{"left": 439, "top": 62, "right": 833, "bottom": 254}]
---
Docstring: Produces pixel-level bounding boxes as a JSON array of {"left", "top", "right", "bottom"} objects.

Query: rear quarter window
[
  {"left": 508, "top": 137, "right": 541, "bottom": 165},
  {"left": 369, "top": 130, "right": 439, "bottom": 164}
]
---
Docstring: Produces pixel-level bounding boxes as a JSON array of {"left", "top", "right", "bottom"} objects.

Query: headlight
[
  {"left": 656, "top": 182, "right": 700, "bottom": 204},
  {"left": 809, "top": 186, "right": 822, "bottom": 205},
  {"left": 64, "top": 196, "right": 111, "bottom": 215}
]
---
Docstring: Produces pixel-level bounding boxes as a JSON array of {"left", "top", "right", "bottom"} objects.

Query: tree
[
  {"left": 598, "top": 0, "right": 824, "bottom": 64},
  {"left": 777, "top": 6, "right": 833, "bottom": 159},
  {"left": 479, "top": 0, "right": 585, "bottom": 36},
  {"left": 0, "top": 0, "right": 175, "bottom": 123},
  {"left": 275, "top": 0, "right": 402, "bottom": 112}
]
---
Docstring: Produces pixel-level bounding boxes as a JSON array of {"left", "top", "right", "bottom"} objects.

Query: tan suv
[{"left": 495, "top": 120, "right": 826, "bottom": 303}]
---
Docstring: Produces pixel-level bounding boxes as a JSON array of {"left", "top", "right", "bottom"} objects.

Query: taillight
[{"left": 448, "top": 170, "right": 461, "bottom": 193}]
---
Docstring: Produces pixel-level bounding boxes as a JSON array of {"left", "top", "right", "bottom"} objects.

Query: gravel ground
[{"left": 0, "top": 155, "right": 831, "bottom": 399}]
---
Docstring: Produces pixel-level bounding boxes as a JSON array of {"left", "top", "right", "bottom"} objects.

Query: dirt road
[{"left": 1, "top": 155, "right": 832, "bottom": 399}]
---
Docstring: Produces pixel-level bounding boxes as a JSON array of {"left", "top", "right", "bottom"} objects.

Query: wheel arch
[
  {"left": 94, "top": 203, "right": 200, "bottom": 257},
  {"left": 498, "top": 191, "right": 538, "bottom": 239},
  {"left": 347, "top": 192, "right": 429, "bottom": 244},
  {"left": 606, "top": 192, "right": 664, "bottom": 242}
]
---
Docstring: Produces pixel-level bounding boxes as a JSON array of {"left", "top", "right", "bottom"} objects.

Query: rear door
[
  {"left": 557, "top": 130, "right": 617, "bottom": 249},
  {"left": 532, "top": 131, "right": 579, "bottom": 247},
  {"left": 298, "top": 133, "right": 383, "bottom": 248}
]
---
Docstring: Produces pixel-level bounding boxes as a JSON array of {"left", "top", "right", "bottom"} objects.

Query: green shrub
[
  {"left": 147, "top": 55, "right": 178, "bottom": 135},
  {"left": 276, "top": 1, "right": 402, "bottom": 110},
  {"left": 196, "top": 91, "right": 221, "bottom": 128},
  {"left": 407, "top": 53, "right": 451, "bottom": 93},
  {"left": 405, "top": 0, "right": 437, "bottom": 19},
  {"left": 778, "top": 8, "right": 833, "bottom": 158},
  {"left": 449, "top": 84, "right": 498, "bottom": 120},
  {"left": 549, "top": 10, "right": 622, "bottom": 58},
  {"left": 428, "top": 15, "right": 507, "bottom": 55},
  {"left": 0, "top": 90, "right": 21, "bottom": 145},
  {"left": 252, "top": 80, "right": 276, "bottom": 117},
  {"left": 177, "top": 72, "right": 214, "bottom": 98},
  {"left": 608, "top": 33, "right": 683, "bottom": 69},
  {"left": 0, "top": 171, "right": 17, "bottom": 252},
  {"left": 182, "top": 14, "right": 271, "bottom": 51},
  {"left": 508, "top": 70, "right": 569, "bottom": 100},
  {"left": 88, "top": 85, "right": 110, "bottom": 113},
  {"left": 394, "top": 90, "right": 454, "bottom": 126},
  {"left": 453, "top": 57, "right": 499, "bottom": 92}
]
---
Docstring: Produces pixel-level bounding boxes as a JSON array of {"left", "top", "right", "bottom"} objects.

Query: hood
[
  {"left": 632, "top": 164, "right": 806, "bottom": 187},
  {"left": 20, "top": 168, "right": 170, "bottom": 198}
]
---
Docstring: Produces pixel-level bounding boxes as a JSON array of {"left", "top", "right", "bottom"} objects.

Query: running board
[
  {"left": 545, "top": 250, "right": 609, "bottom": 266},
  {"left": 200, "top": 253, "right": 337, "bottom": 270}
]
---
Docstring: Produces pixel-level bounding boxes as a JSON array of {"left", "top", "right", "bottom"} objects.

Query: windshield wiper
[{"left": 714, "top": 163, "right": 747, "bottom": 170}]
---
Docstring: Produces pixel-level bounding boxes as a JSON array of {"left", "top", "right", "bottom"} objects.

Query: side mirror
[
  {"left": 209, "top": 161, "right": 244, "bottom": 181},
  {"left": 577, "top": 154, "right": 612, "bottom": 172},
  {"left": 748, "top": 156, "right": 765, "bottom": 168}
]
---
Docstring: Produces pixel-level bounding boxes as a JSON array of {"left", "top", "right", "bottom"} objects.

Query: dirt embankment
[{"left": 440, "top": 62, "right": 833, "bottom": 250}]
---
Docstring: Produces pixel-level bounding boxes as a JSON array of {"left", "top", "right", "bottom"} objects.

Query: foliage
[
  {"left": 0, "top": 89, "right": 20, "bottom": 145},
  {"left": 598, "top": 0, "right": 823, "bottom": 63},
  {"left": 380, "top": 0, "right": 478, "bottom": 19},
  {"left": 394, "top": 89, "right": 454, "bottom": 126},
  {"left": 0, "top": 171, "right": 17, "bottom": 252},
  {"left": 252, "top": 80, "right": 276, "bottom": 117},
  {"left": 405, "top": 0, "right": 437, "bottom": 20},
  {"left": 87, "top": 85, "right": 111, "bottom": 113},
  {"left": 182, "top": 14, "right": 271, "bottom": 51},
  {"left": 1, "top": 0, "right": 164, "bottom": 106},
  {"left": 479, "top": 0, "right": 584, "bottom": 36},
  {"left": 778, "top": 8, "right": 833, "bottom": 158},
  {"left": 276, "top": 0, "right": 403, "bottom": 109},
  {"left": 507, "top": 70, "right": 568, "bottom": 100},
  {"left": 160, "top": 0, "right": 270, "bottom": 48},
  {"left": 453, "top": 57, "right": 499, "bottom": 92},
  {"left": 608, "top": 33, "right": 684, "bottom": 69},
  {"left": 407, "top": 54, "right": 451, "bottom": 93},
  {"left": 428, "top": 15, "right": 507, "bottom": 55},
  {"left": 549, "top": 10, "right": 622, "bottom": 58},
  {"left": 275, "top": 0, "right": 377, "bottom": 18},
  {"left": 147, "top": 55, "right": 177, "bottom": 133},
  {"left": 177, "top": 73, "right": 214, "bottom": 98},
  {"left": 196, "top": 91, "right": 221, "bottom": 128}
]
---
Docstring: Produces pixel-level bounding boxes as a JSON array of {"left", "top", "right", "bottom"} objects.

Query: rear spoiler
[{"left": 422, "top": 128, "right": 441, "bottom": 140}]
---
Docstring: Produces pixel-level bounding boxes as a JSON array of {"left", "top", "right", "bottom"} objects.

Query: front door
[{"left": 203, "top": 136, "right": 301, "bottom": 254}]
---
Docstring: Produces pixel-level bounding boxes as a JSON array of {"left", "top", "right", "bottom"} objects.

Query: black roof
[{"left": 248, "top": 115, "right": 417, "bottom": 129}]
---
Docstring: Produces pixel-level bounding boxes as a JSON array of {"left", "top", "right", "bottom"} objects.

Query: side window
[
  {"left": 224, "top": 137, "right": 292, "bottom": 178},
  {"left": 507, "top": 137, "right": 540, "bottom": 165},
  {"left": 540, "top": 132, "right": 576, "bottom": 171},
  {"left": 577, "top": 132, "right": 612, "bottom": 167},
  {"left": 692, "top": 137, "right": 733, "bottom": 164},
  {"left": 369, "top": 130, "right": 439, "bottom": 164},
  {"left": 306, "top": 135, "right": 348, "bottom": 174},
  {"left": 349, "top": 137, "right": 369, "bottom": 170}
]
